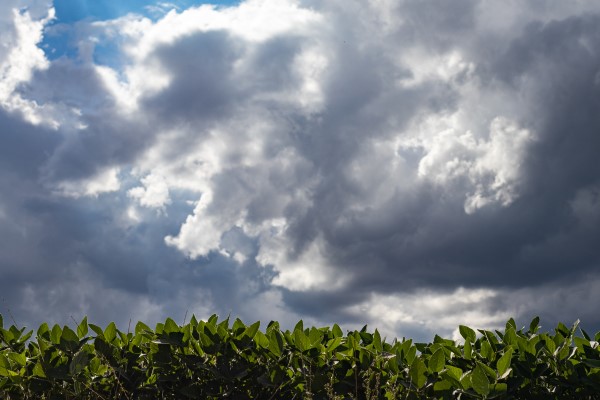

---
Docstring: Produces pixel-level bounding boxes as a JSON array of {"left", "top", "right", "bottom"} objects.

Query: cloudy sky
[{"left": 1, "top": 0, "right": 600, "bottom": 341}]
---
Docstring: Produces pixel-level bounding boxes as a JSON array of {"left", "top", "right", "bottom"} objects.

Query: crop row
[{"left": 1, "top": 314, "right": 600, "bottom": 399}]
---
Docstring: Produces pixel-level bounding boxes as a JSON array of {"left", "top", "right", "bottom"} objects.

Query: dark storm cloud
[
  {"left": 238, "top": 4, "right": 600, "bottom": 327},
  {"left": 143, "top": 30, "right": 242, "bottom": 124},
  {"left": 3, "top": 0, "right": 600, "bottom": 341}
]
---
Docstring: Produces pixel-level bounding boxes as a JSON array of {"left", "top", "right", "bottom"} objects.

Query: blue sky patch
[{"left": 41, "top": 0, "right": 241, "bottom": 64}]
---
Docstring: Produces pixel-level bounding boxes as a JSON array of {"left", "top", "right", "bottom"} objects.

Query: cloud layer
[{"left": 2, "top": 0, "right": 600, "bottom": 340}]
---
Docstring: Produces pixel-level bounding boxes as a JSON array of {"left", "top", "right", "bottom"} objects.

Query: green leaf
[
  {"left": 444, "top": 365, "right": 463, "bottom": 381},
  {"left": 294, "top": 328, "right": 308, "bottom": 352},
  {"left": 326, "top": 337, "right": 342, "bottom": 354},
  {"left": 104, "top": 322, "right": 117, "bottom": 343},
  {"left": 433, "top": 379, "right": 453, "bottom": 392},
  {"left": 61, "top": 326, "right": 79, "bottom": 343},
  {"left": 33, "top": 362, "right": 46, "bottom": 378},
  {"left": 50, "top": 324, "right": 62, "bottom": 345},
  {"left": 409, "top": 357, "right": 427, "bottom": 389},
  {"left": 497, "top": 346, "right": 514, "bottom": 377},
  {"left": 89, "top": 324, "right": 104, "bottom": 337},
  {"left": 77, "top": 316, "right": 88, "bottom": 338},
  {"left": 308, "top": 327, "right": 323, "bottom": 347},
  {"left": 164, "top": 318, "right": 179, "bottom": 334},
  {"left": 59, "top": 326, "right": 80, "bottom": 353},
  {"left": 472, "top": 364, "right": 490, "bottom": 397},
  {"left": 207, "top": 314, "right": 218, "bottom": 326},
  {"left": 459, "top": 325, "right": 476, "bottom": 343},
  {"left": 529, "top": 316, "right": 540, "bottom": 334},
  {"left": 8, "top": 352, "right": 26, "bottom": 367},
  {"left": 269, "top": 331, "right": 283, "bottom": 357},
  {"left": 294, "top": 320, "right": 304, "bottom": 333},
  {"left": 135, "top": 321, "right": 151, "bottom": 334},
  {"left": 373, "top": 329, "right": 383, "bottom": 352},
  {"left": 255, "top": 330, "right": 269, "bottom": 348},
  {"left": 506, "top": 318, "right": 517, "bottom": 331},
  {"left": 69, "top": 351, "right": 89, "bottom": 375},
  {"left": 332, "top": 323, "right": 343, "bottom": 338},
  {"left": 36, "top": 322, "right": 49, "bottom": 339},
  {"left": 463, "top": 340, "right": 472, "bottom": 360},
  {"left": 481, "top": 340, "right": 493, "bottom": 361},
  {"left": 244, "top": 321, "right": 260, "bottom": 339},
  {"left": 429, "top": 348, "right": 445, "bottom": 373},
  {"left": 405, "top": 344, "right": 417, "bottom": 364}
]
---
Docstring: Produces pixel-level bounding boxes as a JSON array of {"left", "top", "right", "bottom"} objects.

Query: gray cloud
[{"left": 2, "top": 0, "right": 600, "bottom": 341}]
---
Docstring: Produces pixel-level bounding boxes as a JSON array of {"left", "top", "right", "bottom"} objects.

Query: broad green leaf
[
  {"left": 104, "top": 322, "right": 117, "bottom": 343},
  {"left": 433, "top": 379, "right": 453, "bottom": 392},
  {"left": 493, "top": 383, "right": 508, "bottom": 393},
  {"left": 267, "top": 320, "right": 280, "bottom": 333},
  {"left": 472, "top": 364, "right": 490, "bottom": 397},
  {"left": 164, "top": 318, "right": 179, "bottom": 334},
  {"left": 479, "top": 362, "right": 497, "bottom": 381},
  {"left": 36, "top": 322, "right": 49, "bottom": 339},
  {"left": 218, "top": 316, "right": 230, "bottom": 330},
  {"left": 541, "top": 334, "right": 556, "bottom": 353},
  {"left": 0, "top": 354, "right": 10, "bottom": 370},
  {"left": 409, "top": 357, "right": 427, "bottom": 389},
  {"left": 574, "top": 336, "right": 589, "bottom": 353},
  {"left": 529, "top": 316, "right": 540, "bottom": 334},
  {"left": 294, "top": 320, "right": 304, "bottom": 333},
  {"left": 400, "top": 338, "right": 413, "bottom": 356},
  {"left": 506, "top": 318, "right": 517, "bottom": 331},
  {"left": 8, "top": 352, "right": 26, "bottom": 367},
  {"left": 373, "top": 329, "right": 383, "bottom": 352},
  {"left": 326, "top": 337, "right": 342, "bottom": 354},
  {"left": 135, "top": 321, "right": 151, "bottom": 335},
  {"left": 387, "top": 356, "right": 400, "bottom": 373},
  {"left": 459, "top": 325, "right": 476, "bottom": 343},
  {"left": 556, "top": 322, "right": 570, "bottom": 337},
  {"left": 429, "top": 348, "right": 445, "bottom": 373},
  {"left": 269, "top": 331, "right": 283, "bottom": 357},
  {"left": 89, "top": 323, "right": 104, "bottom": 337},
  {"left": 332, "top": 323, "right": 343, "bottom": 338},
  {"left": 69, "top": 351, "right": 89, "bottom": 375},
  {"left": 308, "top": 327, "right": 323, "bottom": 347},
  {"left": 503, "top": 327, "right": 517, "bottom": 345},
  {"left": 77, "top": 317, "right": 88, "bottom": 339},
  {"left": 33, "top": 362, "right": 46, "bottom": 378},
  {"left": 481, "top": 340, "right": 493, "bottom": 361},
  {"left": 463, "top": 340, "right": 472, "bottom": 360},
  {"left": 207, "top": 314, "right": 218, "bottom": 327},
  {"left": 50, "top": 324, "right": 62, "bottom": 345},
  {"left": 60, "top": 326, "right": 80, "bottom": 353},
  {"left": 232, "top": 318, "right": 245, "bottom": 335},
  {"left": 255, "top": 330, "right": 269, "bottom": 348},
  {"left": 61, "top": 326, "right": 79, "bottom": 343},
  {"left": 444, "top": 365, "right": 463, "bottom": 381},
  {"left": 294, "top": 329, "right": 308, "bottom": 352},
  {"left": 405, "top": 344, "right": 417, "bottom": 364},
  {"left": 497, "top": 346, "right": 514, "bottom": 377},
  {"left": 244, "top": 321, "right": 260, "bottom": 339}
]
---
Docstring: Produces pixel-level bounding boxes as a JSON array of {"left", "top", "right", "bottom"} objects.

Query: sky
[{"left": 1, "top": 0, "right": 600, "bottom": 342}]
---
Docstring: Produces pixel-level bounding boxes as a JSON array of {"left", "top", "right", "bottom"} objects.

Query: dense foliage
[{"left": 1, "top": 314, "right": 600, "bottom": 399}]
